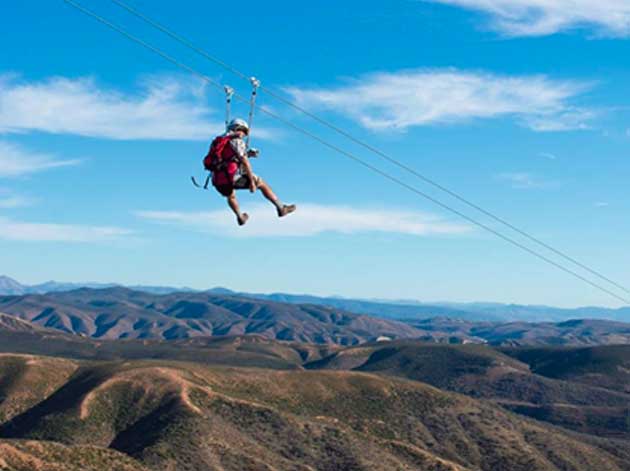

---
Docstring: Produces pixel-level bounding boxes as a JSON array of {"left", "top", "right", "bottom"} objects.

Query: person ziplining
[
  {"left": 193, "top": 79, "right": 296, "bottom": 226},
  {"left": 204, "top": 117, "right": 296, "bottom": 226}
]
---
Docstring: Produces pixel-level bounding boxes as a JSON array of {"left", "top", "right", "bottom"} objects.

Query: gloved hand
[{"left": 247, "top": 148, "right": 260, "bottom": 158}]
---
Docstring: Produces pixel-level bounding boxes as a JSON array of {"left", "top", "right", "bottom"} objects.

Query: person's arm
[
  {"left": 231, "top": 138, "right": 257, "bottom": 192},
  {"left": 240, "top": 156, "right": 257, "bottom": 192}
]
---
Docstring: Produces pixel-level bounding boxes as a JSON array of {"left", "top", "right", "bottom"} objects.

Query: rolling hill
[
  {"left": 0, "top": 439, "right": 149, "bottom": 471},
  {"left": 1, "top": 355, "right": 630, "bottom": 471},
  {"left": 0, "top": 316, "right": 337, "bottom": 370},
  {"left": 504, "top": 344, "right": 630, "bottom": 394},
  {"left": 0, "top": 312, "right": 47, "bottom": 333},
  {"left": 0, "top": 288, "right": 426, "bottom": 345},
  {"left": 1, "top": 322, "right": 628, "bottom": 442},
  {"left": 306, "top": 340, "right": 630, "bottom": 439},
  {"left": 407, "top": 317, "right": 630, "bottom": 346},
  {"left": 2, "top": 288, "right": 630, "bottom": 348}
]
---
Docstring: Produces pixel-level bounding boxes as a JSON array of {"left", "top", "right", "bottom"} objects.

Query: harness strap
[
  {"left": 224, "top": 85, "right": 234, "bottom": 132},
  {"left": 245, "top": 77, "right": 260, "bottom": 148},
  {"left": 215, "top": 161, "right": 233, "bottom": 187}
]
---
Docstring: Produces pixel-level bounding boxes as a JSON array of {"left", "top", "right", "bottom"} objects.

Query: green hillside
[
  {"left": 1, "top": 355, "right": 630, "bottom": 471},
  {"left": 0, "top": 439, "right": 149, "bottom": 471},
  {"left": 307, "top": 341, "right": 630, "bottom": 438},
  {"left": 503, "top": 345, "right": 630, "bottom": 394}
]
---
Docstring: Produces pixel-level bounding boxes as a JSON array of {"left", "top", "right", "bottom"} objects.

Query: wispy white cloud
[
  {"left": 135, "top": 203, "right": 471, "bottom": 238},
  {"left": 539, "top": 152, "right": 557, "bottom": 160},
  {"left": 427, "top": 0, "right": 630, "bottom": 37},
  {"left": 287, "top": 69, "right": 594, "bottom": 132},
  {"left": 594, "top": 201, "right": 610, "bottom": 208},
  {"left": 524, "top": 108, "right": 597, "bottom": 131},
  {"left": 0, "top": 74, "right": 267, "bottom": 141},
  {"left": 496, "top": 172, "right": 552, "bottom": 189},
  {"left": 0, "top": 140, "right": 80, "bottom": 177},
  {"left": 0, "top": 216, "right": 132, "bottom": 242}
]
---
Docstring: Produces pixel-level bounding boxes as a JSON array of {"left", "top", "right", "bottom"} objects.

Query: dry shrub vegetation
[{"left": 0, "top": 350, "right": 629, "bottom": 471}]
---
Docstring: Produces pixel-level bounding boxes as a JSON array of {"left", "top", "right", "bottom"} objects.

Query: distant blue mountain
[
  {"left": 0, "top": 275, "right": 193, "bottom": 296},
  {"left": 233, "top": 292, "right": 630, "bottom": 323},
  {"left": 1, "top": 275, "right": 628, "bottom": 323}
]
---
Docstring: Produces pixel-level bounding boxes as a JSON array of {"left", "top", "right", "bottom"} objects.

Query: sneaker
[
  {"left": 237, "top": 213, "right": 249, "bottom": 226},
  {"left": 277, "top": 204, "right": 296, "bottom": 217}
]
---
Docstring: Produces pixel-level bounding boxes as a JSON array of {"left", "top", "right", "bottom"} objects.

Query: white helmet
[{"left": 227, "top": 118, "right": 249, "bottom": 134}]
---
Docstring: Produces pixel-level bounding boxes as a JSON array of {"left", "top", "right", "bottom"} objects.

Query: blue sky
[{"left": 2, "top": 0, "right": 630, "bottom": 307}]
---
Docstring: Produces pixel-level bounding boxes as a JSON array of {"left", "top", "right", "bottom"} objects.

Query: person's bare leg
[
  {"left": 258, "top": 181, "right": 279, "bottom": 204},
  {"left": 257, "top": 180, "right": 296, "bottom": 217},
  {"left": 227, "top": 193, "right": 248, "bottom": 225}
]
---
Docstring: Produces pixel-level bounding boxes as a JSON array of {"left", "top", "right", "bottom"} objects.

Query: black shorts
[{"left": 214, "top": 174, "right": 262, "bottom": 197}]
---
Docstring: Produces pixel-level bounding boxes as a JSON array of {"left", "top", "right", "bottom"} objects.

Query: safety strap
[
  {"left": 202, "top": 173, "right": 211, "bottom": 189},
  {"left": 246, "top": 77, "right": 260, "bottom": 148},
  {"left": 224, "top": 85, "right": 234, "bottom": 131}
]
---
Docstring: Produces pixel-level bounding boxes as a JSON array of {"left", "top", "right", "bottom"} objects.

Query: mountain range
[
  {"left": 3, "top": 275, "right": 630, "bottom": 322},
  {"left": 0, "top": 275, "right": 193, "bottom": 296},
  {"left": 2, "top": 287, "right": 630, "bottom": 346},
  {"left": 0, "top": 287, "right": 426, "bottom": 345}
]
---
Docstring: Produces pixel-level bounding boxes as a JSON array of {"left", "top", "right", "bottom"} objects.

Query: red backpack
[{"left": 203, "top": 135, "right": 240, "bottom": 186}]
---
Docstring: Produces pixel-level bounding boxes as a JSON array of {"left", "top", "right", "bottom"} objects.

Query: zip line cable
[
  {"left": 107, "top": 0, "right": 630, "bottom": 299},
  {"left": 61, "top": 0, "right": 630, "bottom": 305}
]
